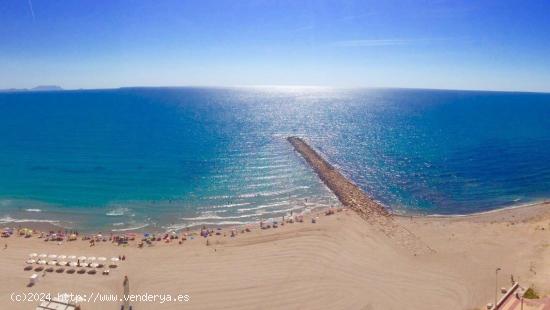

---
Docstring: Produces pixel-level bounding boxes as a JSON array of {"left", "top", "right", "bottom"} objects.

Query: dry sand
[{"left": 1, "top": 202, "right": 549, "bottom": 310}]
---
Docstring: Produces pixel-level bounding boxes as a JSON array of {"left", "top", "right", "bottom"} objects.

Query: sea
[{"left": 0, "top": 87, "right": 549, "bottom": 232}]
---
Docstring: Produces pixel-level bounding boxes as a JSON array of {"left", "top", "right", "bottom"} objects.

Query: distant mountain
[
  {"left": 31, "top": 85, "right": 63, "bottom": 91},
  {"left": 0, "top": 85, "right": 63, "bottom": 92}
]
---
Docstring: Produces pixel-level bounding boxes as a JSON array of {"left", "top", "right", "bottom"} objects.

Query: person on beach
[{"left": 3, "top": 243, "right": 6, "bottom": 250}]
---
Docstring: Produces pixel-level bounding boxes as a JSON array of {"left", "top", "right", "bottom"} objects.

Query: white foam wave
[
  {"left": 237, "top": 186, "right": 310, "bottom": 199},
  {"left": 111, "top": 223, "right": 149, "bottom": 232},
  {"left": 237, "top": 201, "right": 289, "bottom": 212},
  {"left": 245, "top": 164, "right": 289, "bottom": 170},
  {"left": 165, "top": 220, "right": 253, "bottom": 232},
  {"left": 209, "top": 202, "right": 251, "bottom": 209},
  {"left": 181, "top": 212, "right": 265, "bottom": 221},
  {"left": 25, "top": 208, "right": 42, "bottom": 212},
  {"left": 0, "top": 216, "right": 59, "bottom": 224},
  {"left": 105, "top": 207, "right": 130, "bottom": 216}
]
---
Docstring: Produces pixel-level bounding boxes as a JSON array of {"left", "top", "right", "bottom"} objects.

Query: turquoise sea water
[{"left": 0, "top": 87, "right": 549, "bottom": 231}]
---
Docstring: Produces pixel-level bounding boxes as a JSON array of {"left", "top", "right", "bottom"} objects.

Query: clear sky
[{"left": 1, "top": 0, "right": 550, "bottom": 92}]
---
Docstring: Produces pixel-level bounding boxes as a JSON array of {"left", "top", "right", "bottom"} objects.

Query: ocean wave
[
  {"left": 0, "top": 216, "right": 59, "bottom": 224},
  {"left": 244, "top": 174, "right": 292, "bottom": 181},
  {"left": 111, "top": 223, "right": 149, "bottom": 232},
  {"left": 236, "top": 186, "right": 310, "bottom": 199},
  {"left": 245, "top": 164, "right": 289, "bottom": 170},
  {"left": 105, "top": 207, "right": 130, "bottom": 216},
  {"left": 164, "top": 220, "right": 253, "bottom": 232},
  {"left": 25, "top": 208, "right": 42, "bottom": 212},
  {"left": 209, "top": 202, "right": 251, "bottom": 209},
  {"left": 180, "top": 212, "right": 265, "bottom": 221},
  {"left": 237, "top": 201, "right": 289, "bottom": 212}
]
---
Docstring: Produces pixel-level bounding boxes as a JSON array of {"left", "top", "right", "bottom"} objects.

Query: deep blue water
[{"left": 0, "top": 87, "right": 549, "bottom": 231}]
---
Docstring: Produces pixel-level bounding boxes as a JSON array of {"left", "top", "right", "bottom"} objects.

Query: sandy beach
[{"left": 1, "top": 201, "right": 549, "bottom": 310}]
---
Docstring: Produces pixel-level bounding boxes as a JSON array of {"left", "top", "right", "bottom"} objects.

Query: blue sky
[{"left": 1, "top": 0, "right": 550, "bottom": 91}]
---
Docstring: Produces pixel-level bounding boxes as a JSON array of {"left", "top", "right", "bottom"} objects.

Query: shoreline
[
  {"left": 2, "top": 198, "right": 548, "bottom": 231},
  {"left": 1, "top": 136, "right": 548, "bottom": 237},
  {"left": 1, "top": 199, "right": 549, "bottom": 309},
  {"left": 2, "top": 197, "right": 548, "bottom": 233}
]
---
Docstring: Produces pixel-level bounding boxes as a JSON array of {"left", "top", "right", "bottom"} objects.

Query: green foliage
[{"left": 523, "top": 287, "right": 539, "bottom": 299}]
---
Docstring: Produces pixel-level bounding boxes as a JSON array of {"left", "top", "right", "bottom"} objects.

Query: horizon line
[{"left": 1, "top": 84, "right": 549, "bottom": 95}]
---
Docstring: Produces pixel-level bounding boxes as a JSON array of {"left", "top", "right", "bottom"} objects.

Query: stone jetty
[{"left": 288, "top": 136, "right": 433, "bottom": 254}]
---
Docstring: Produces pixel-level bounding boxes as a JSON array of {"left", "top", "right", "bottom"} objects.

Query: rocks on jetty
[{"left": 287, "top": 136, "right": 433, "bottom": 254}]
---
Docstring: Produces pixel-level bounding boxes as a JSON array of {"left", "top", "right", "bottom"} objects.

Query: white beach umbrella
[
  {"left": 90, "top": 263, "right": 99, "bottom": 268},
  {"left": 47, "top": 261, "right": 57, "bottom": 266},
  {"left": 58, "top": 261, "right": 68, "bottom": 266},
  {"left": 29, "top": 253, "right": 38, "bottom": 258},
  {"left": 87, "top": 256, "right": 96, "bottom": 261},
  {"left": 48, "top": 254, "right": 57, "bottom": 259},
  {"left": 39, "top": 254, "right": 47, "bottom": 258},
  {"left": 68, "top": 255, "right": 77, "bottom": 260},
  {"left": 57, "top": 255, "right": 67, "bottom": 260},
  {"left": 110, "top": 257, "right": 119, "bottom": 262},
  {"left": 38, "top": 260, "right": 47, "bottom": 265},
  {"left": 26, "top": 259, "right": 36, "bottom": 264},
  {"left": 97, "top": 257, "right": 107, "bottom": 261},
  {"left": 69, "top": 262, "right": 78, "bottom": 267},
  {"left": 78, "top": 256, "right": 87, "bottom": 261}
]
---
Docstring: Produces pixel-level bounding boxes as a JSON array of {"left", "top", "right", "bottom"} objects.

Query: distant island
[{"left": 0, "top": 85, "right": 63, "bottom": 92}]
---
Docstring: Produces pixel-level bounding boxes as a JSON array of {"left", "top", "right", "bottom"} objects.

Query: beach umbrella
[
  {"left": 68, "top": 255, "right": 77, "bottom": 260},
  {"left": 78, "top": 256, "right": 87, "bottom": 261},
  {"left": 29, "top": 253, "right": 38, "bottom": 258},
  {"left": 97, "top": 257, "right": 107, "bottom": 261},
  {"left": 69, "top": 262, "right": 78, "bottom": 267},
  {"left": 47, "top": 261, "right": 57, "bottom": 266},
  {"left": 58, "top": 261, "right": 68, "bottom": 266},
  {"left": 26, "top": 259, "right": 36, "bottom": 264},
  {"left": 38, "top": 260, "right": 47, "bottom": 265},
  {"left": 39, "top": 254, "right": 47, "bottom": 258},
  {"left": 48, "top": 254, "right": 57, "bottom": 259},
  {"left": 57, "top": 255, "right": 67, "bottom": 260},
  {"left": 90, "top": 263, "right": 99, "bottom": 268},
  {"left": 110, "top": 257, "right": 119, "bottom": 262},
  {"left": 87, "top": 256, "right": 96, "bottom": 261}
]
